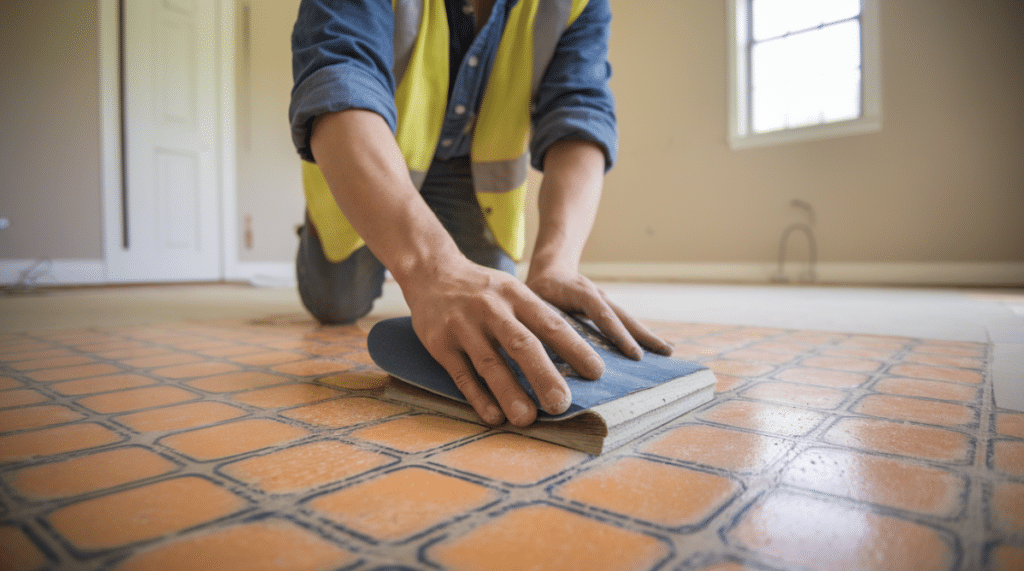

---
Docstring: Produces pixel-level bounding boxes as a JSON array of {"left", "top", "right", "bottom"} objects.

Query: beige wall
[
  {"left": 4, "top": 0, "right": 1021, "bottom": 280},
  {"left": 0, "top": 1, "right": 102, "bottom": 259},
  {"left": 235, "top": 0, "right": 305, "bottom": 263},
  {"left": 578, "top": 0, "right": 1024, "bottom": 265}
]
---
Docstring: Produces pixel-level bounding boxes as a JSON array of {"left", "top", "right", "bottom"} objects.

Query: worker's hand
[
  {"left": 526, "top": 267, "right": 674, "bottom": 360},
  {"left": 400, "top": 259, "right": 605, "bottom": 428}
]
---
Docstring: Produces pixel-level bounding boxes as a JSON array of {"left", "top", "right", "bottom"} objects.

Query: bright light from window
[{"left": 749, "top": 0, "right": 864, "bottom": 134}]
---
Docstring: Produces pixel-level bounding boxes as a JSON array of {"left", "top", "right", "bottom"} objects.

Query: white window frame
[{"left": 727, "top": 0, "right": 882, "bottom": 149}]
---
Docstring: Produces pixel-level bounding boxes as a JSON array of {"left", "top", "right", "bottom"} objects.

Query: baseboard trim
[
  {"left": 228, "top": 261, "right": 296, "bottom": 287},
  {"left": 0, "top": 259, "right": 107, "bottom": 286},
  {"left": 578, "top": 262, "right": 1024, "bottom": 287}
]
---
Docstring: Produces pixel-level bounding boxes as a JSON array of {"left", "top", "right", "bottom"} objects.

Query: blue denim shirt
[{"left": 290, "top": 0, "right": 617, "bottom": 172}]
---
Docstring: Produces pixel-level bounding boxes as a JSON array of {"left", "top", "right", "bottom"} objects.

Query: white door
[{"left": 108, "top": 0, "right": 222, "bottom": 282}]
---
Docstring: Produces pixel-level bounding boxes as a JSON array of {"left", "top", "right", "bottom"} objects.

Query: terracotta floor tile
[
  {"left": 25, "top": 363, "right": 122, "bottom": 383},
  {"left": 9, "top": 447, "right": 177, "bottom": 499},
  {"left": 113, "top": 519, "right": 356, "bottom": 571},
  {"left": 48, "top": 476, "right": 247, "bottom": 550},
  {"left": 799, "top": 355, "right": 883, "bottom": 373},
  {"left": 824, "top": 417, "right": 973, "bottom": 463},
  {"left": 351, "top": 415, "right": 488, "bottom": 453},
  {"left": 159, "top": 418, "right": 309, "bottom": 461},
  {"left": 775, "top": 367, "right": 870, "bottom": 388},
  {"left": 317, "top": 371, "right": 391, "bottom": 390},
  {"left": 230, "top": 383, "right": 342, "bottom": 409},
  {"left": 0, "top": 348, "right": 70, "bottom": 362},
  {"left": 0, "top": 388, "right": 50, "bottom": 408},
  {"left": 728, "top": 491, "right": 953, "bottom": 571},
  {"left": 991, "top": 440, "right": 1024, "bottom": 478},
  {"left": 74, "top": 340, "right": 144, "bottom": 353},
  {"left": 220, "top": 440, "right": 395, "bottom": 493},
  {"left": 991, "top": 481, "right": 1024, "bottom": 535},
  {"left": 95, "top": 346, "right": 171, "bottom": 360},
  {"left": 280, "top": 396, "right": 407, "bottom": 428},
  {"left": 996, "top": 413, "right": 1024, "bottom": 439},
  {"left": 8, "top": 355, "right": 97, "bottom": 371},
  {"left": 703, "top": 360, "right": 776, "bottom": 378},
  {"left": 150, "top": 361, "right": 241, "bottom": 379},
  {"left": 0, "top": 423, "right": 124, "bottom": 462},
  {"left": 839, "top": 335, "right": 910, "bottom": 351},
  {"left": 783, "top": 331, "right": 847, "bottom": 345},
  {"left": 641, "top": 424, "right": 791, "bottom": 473},
  {"left": 903, "top": 352, "right": 985, "bottom": 370},
  {"left": 820, "top": 346, "right": 898, "bottom": 360},
  {"left": 49, "top": 373, "right": 157, "bottom": 396},
  {"left": 989, "top": 544, "right": 1024, "bottom": 571},
  {"left": 888, "top": 363, "right": 983, "bottom": 384},
  {"left": 691, "top": 562, "right": 746, "bottom": 571},
  {"left": 0, "top": 525, "right": 49, "bottom": 570},
  {"left": 272, "top": 359, "right": 353, "bottom": 376},
  {"left": 720, "top": 349, "right": 795, "bottom": 364},
  {"left": 342, "top": 351, "right": 376, "bottom": 366},
  {"left": 114, "top": 401, "right": 248, "bottom": 433},
  {"left": 229, "top": 351, "right": 307, "bottom": 366},
  {"left": 0, "top": 376, "right": 23, "bottom": 390},
  {"left": 698, "top": 400, "right": 827, "bottom": 437},
  {"left": 853, "top": 394, "right": 975, "bottom": 427},
  {"left": 307, "top": 467, "right": 500, "bottom": 542},
  {"left": 426, "top": 504, "right": 669, "bottom": 571},
  {"left": 0, "top": 404, "right": 86, "bottom": 433},
  {"left": 713, "top": 374, "right": 745, "bottom": 393},
  {"left": 740, "top": 380, "right": 847, "bottom": 410},
  {"left": 872, "top": 376, "right": 979, "bottom": 403},
  {"left": 553, "top": 457, "right": 740, "bottom": 529},
  {"left": 914, "top": 342, "right": 984, "bottom": 358},
  {"left": 122, "top": 352, "right": 205, "bottom": 369},
  {"left": 750, "top": 340, "right": 817, "bottom": 355},
  {"left": 430, "top": 433, "right": 588, "bottom": 485},
  {"left": 76, "top": 385, "right": 200, "bottom": 414},
  {"left": 185, "top": 371, "right": 291, "bottom": 393},
  {"left": 782, "top": 447, "right": 966, "bottom": 516},
  {"left": 198, "top": 344, "right": 265, "bottom": 357}
]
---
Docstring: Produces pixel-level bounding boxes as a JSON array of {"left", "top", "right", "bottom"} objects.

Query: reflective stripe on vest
[{"left": 304, "top": 0, "right": 589, "bottom": 263}]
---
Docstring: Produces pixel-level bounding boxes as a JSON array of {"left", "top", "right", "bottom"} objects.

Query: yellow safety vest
[{"left": 302, "top": 0, "right": 590, "bottom": 263}]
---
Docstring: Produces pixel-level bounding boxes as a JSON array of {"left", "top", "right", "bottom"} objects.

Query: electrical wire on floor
[
  {"left": 1, "top": 259, "right": 52, "bottom": 295},
  {"left": 771, "top": 199, "right": 818, "bottom": 283}
]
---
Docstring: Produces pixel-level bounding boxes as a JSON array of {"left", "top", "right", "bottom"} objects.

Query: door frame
[{"left": 99, "top": 0, "right": 238, "bottom": 283}]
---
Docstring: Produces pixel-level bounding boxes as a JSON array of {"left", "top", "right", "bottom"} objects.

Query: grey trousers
[{"left": 296, "top": 156, "right": 517, "bottom": 324}]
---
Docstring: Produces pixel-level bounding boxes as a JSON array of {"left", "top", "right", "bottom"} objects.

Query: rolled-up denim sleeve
[
  {"left": 290, "top": 0, "right": 397, "bottom": 162},
  {"left": 530, "top": 0, "right": 618, "bottom": 172}
]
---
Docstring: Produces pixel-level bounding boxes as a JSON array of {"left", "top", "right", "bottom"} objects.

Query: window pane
[
  {"left": 752, "top": 0, "right": 861, "bottom": 41},
  {"left": 751, "top": 19, "right": 862, "bottom": 133}
]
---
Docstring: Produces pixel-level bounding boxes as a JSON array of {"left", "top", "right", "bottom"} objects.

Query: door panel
[{"left": 108, "top": 0, "right": 220, "bottom": 282}]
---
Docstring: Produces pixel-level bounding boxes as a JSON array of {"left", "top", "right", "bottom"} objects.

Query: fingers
[
  {"left": 490, "top": 316, "right": 573, "bottom": 415},
  {"left": 605, "top": 298, "right": 675, "bottom": 356},
  {"left": 514, "top": 296, "right": 604, "bottom": 381},
  {"left": 432, "top": 349, "right": 506, "bottom": 425}
]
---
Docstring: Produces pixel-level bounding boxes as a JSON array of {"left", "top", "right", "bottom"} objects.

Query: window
[{"left": 728, "top": 0, "right": 881, "bottom": 148}]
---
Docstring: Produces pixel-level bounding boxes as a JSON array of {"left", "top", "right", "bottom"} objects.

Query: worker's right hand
[{"left": 399, "top": 258, "right": 605, "bottom": 428}]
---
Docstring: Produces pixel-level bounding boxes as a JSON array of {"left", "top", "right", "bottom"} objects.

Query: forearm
[
  {"left": 308, "top": 109, "right": 466, "bottom": 284},
  {"left": 528, "top": 140, "right": 606, "bottom": 278}
]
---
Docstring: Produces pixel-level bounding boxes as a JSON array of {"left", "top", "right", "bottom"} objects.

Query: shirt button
[
  {"left": 467, "top": 55, "right": 479, "bottom": 67},
  {"left": 454, "top": 104, "right": 467, "bottom": 115},
  {"left": 441, "top": 138, "right": 453, "bottom": 147},
  {"left": 463, "top": 3, "right": 473, "bottom": 14}
]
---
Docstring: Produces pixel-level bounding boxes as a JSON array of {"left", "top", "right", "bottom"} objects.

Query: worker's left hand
[{"left": 525, "top": 267, "right": 674, "bottom": 360}]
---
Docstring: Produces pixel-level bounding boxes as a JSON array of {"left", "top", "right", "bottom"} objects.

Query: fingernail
[
  {"left": 508, "top": 400, "right": 532, "bottom": 425},
  {"left": 484, "top": 405, "right": 504, "bottom": 425},
  {"left": 545, "top": 388, "right": 571, "bottom": 414}
]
